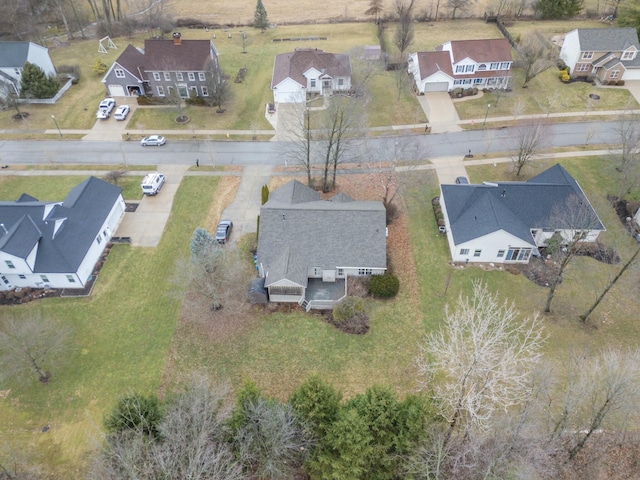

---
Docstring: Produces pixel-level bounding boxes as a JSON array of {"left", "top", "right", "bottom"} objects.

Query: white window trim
[
  {"left": 582, "top": 51, "right": 594, "bottom": 60},
  {"left": 188, "top": 72, "right": 196, "bottom": 81},
  {"left": 163, "top": 72, "right": 171, "bottom": 81},
  {"left": 115, "top": 68, "right": 125, "bottom": 78},
  {"left": 153, "top": 72, "right": 161, "bottom": 81},
  {"left": 201, "top": 86, "right": 209, "bottom": 96},
  {"left": 198, "top": 72, "right": 206, "bottom": 81},
  {"left": 157, "top": 85, "right": 165, "bottom": 96},
  {"left": 176, "top": 72, "right": 183, "bottom": 81}
]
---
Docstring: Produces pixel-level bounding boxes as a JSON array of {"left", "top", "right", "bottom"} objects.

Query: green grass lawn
[
  {"left": 0, "top": 176, "right": 218, "bottom": 476},
  {"left": 0, "top": 175, "right": 144, "bottom": 201}
]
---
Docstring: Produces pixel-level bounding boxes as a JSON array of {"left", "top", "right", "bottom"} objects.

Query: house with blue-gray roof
[
  {"left": 0, "top": 177, "right": 125, "bottom": 291},
  {"left": 0, "top": 41, "right": 57, "bottom": 96},
  {"left": 439, "top": 164, "right": 605, "bottom": 264},
  {"left": 256, "top": 180, "right": 386, "bottom": 310},
  {"left": 560, "top": 28, "right": 640, "bottom": 82}
]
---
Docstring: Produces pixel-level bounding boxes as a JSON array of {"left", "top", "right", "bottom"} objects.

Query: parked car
[
  {"left": 114, "top": 105, "right": 130, "bottom": 121},
  {"left": 455, "top": 176, "right": 469, "bottom": 184},
  {"left": 96, "top": 98, "right": 116, "bottom": 119},
  {"left": 140, "top": 135, "right": 166, "bottom": 146},
  {"left": 141, "top": 172, "right": 165, "bottom": 195},
  {"left": 215, "top": 220, "right": 233, "bottom": 244}
]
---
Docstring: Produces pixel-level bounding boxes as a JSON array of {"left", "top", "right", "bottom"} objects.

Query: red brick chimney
[{"left": 173, "top": 32, "right": 181, "bottom": 45}]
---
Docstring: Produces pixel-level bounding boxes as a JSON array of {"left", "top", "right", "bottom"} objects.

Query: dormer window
[
  {"left": 477, "top": 64, "right": 487, "bottom": 70},
  {"left": 622, "top": 50, "right": 635, "bottom": 60}
]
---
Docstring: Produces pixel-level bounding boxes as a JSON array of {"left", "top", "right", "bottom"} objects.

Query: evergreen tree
[
  {"left": 535, "top": 0, "right": 583, "bottom": 19},
  {"left": 20, "top": 62, "right": 59, "bottom": 99},
  {"left": 254, "top": 0, "right": 269, "bottom": 32}
]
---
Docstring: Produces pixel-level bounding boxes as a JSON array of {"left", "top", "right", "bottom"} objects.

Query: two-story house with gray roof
[
  {"left": 256, "top": 180, "right": 387, "bottom": 310},
  {"left": 408, "top": 38, "right": 513, "bottom": 94},
  {"left": 560, "top": 28, "right": 640, "bottom": 82},
  {"left": 102, "top": 32, "right": 219, "bottom": 99},
  {"left": 439, "top": 164, "right": 605, "bottom": 264},
  {"left": 271, "top": 49, "right": 352, "bottom": 103},
  {"left": 0, "top": 41, "right": 57, "bottom": 96},
  {"left": 0, "top": 177, "right": 125, "bottom": 291}
]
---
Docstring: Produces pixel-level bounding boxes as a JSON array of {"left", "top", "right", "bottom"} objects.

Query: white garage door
[
  {"left": 108, "top": 85, "right": 126, "bottom": 96},
  {"left": 424, "top": 82, "right": 449, "bottom": 92}
]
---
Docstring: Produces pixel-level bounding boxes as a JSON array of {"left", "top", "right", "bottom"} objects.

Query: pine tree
[
  {"left": 20, "top": 62, "right": 59, "bottom": 99},
  {"left": 254, "top": 0, "right": 269, "bottom": 32}
]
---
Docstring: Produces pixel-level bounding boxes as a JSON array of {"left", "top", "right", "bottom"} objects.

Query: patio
[{"left": 305, "top": 278, "right": 346, "bottom": 309}]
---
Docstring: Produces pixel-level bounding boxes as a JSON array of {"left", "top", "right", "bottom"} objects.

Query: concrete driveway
[
  {"left": 115, "top": 164, "right": 189, "bottom": 247},
  {"left": 417, "top": 92, "right": 462, "bottom": 133},
  {"left": 220, "top": 165, "right": 273, "bottom": 245},
  {"left": 82, "top": 97, "right": 139, "bottom": 142}
]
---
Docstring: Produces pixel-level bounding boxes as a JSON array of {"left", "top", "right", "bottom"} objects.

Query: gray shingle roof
[
  {"left": 438, "top": 38, "right": 513, "bottom": 64},
  {"left": 257, "top": 180, "right": 386, "bottom": 284},
  {"left": 442, "top": 164, "right": 605, "bottom": 245},
  {"left": 113, "top": 44, "right": 147, "bottom": 81},
  {"left": 0, "top": 177, "right": 121, "bottom": 273},
  {"left": 271, "top": 49, "right": 352, "bottom": 89},
  {"left": 144, "top": 39, "right": 214, "bottom": 71},
  {"left": 0, "top": 42, "right": 29, "bottom": 68},
  {"left": 576, "top": 28, "right": 640, "bottom": 52}
]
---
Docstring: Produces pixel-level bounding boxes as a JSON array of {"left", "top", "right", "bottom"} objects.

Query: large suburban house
[
  {"left": 439, "top": 165, "right": 605, "bottom": 264},
  {"left": 271, "top": 49, "right": 352, "bottom": 103},
  {"left": 408, "top": 38, "right": 513, "bottom": 93},
  {"left": 0, "top": 177, "right": 125, "bottom": 291},
  {"left": 256, "top": 180, "right": 387, "bottom": 310},
  {"left": 559, "top": 28, "right": 640, "bottom": 82},
  {"left": 0, "top": 41, "right": 57, "bottom": 96},
  {"left": 102, "top": 32, "right": 220, "bottom": 98}
]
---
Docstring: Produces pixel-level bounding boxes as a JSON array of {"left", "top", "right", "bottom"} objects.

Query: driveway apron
[{"left": 418, "top": 92, "right": 462, "bottom": 133}]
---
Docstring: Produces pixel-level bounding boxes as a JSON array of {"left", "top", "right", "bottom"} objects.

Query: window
[
  {"left": 5, "top": 260, "right": 15, "bottom": 269},
  {"left": 455, "top": 65, "right": 465, "bottom": 73},
  {"left": 40, "top": 275, "right": 49, "bottom": 283},
  {"left": 337, "top": 268, "right": 344, "bottom": 277},
  {"left": 338, "top": 78, "right": 344, "bottom": 86},
  {"left": 463, "top": 79, "right": 472, "bottom": 85},
  {"left": 163, "top": 72, "right": 171, "bottom": 81},
  {"left": 582, "top": 51, "right": 594, "bottom": 60},
  {"left": 19, "top": 274, "right": 26, "bottom": 279},
  {"left": 269, "top": 285, "right": 303, "bottom": 296},
  {"left": 505, "top": 248, "right": 531, "bottom": 261},
  {"left": 577, "top": 63, "right": 591, "bottom": 72},
  {"left": 474, "top": 78, "right": 483, "bottom": 84},
  {"left": 153, "top": 72, "right": 161, "bottom": 81},
  {"left": 477, "top": 64, "right": 486, "bottom": 71},
  {"left": 622, "top": 50, "right": 635, "bottom": 60},
  {"left": 465, "top": 64, "right": 475, "bottom": 72},
  {"left": 490, "top": 62, "right": 499, "bottom": 69},
  {"left": 610, "top": 70, "right": 620, "bottom": 79},
  {"left": 157, "top": 86, "right": 165, "bottom": 96},
  {"left": 358, "top": 268, "right": 373, "bottom": 275},
  {"left": 66, "top": 275, "right": 76, "bottom": 283},
  {"left": 500, "top": 62, "right": 510, "bottom": 69},
  {"left": 103, "top": 229, "right": 108, "bottom": 237},
  {"left": 310, "top": 79, "right": 316, "bottom": 88},
  {"left": 176, "top": 72, "right": 183, "bottom": 81},
  {"left": 497, "top": 250, "right": 505, "bottom": 257},
  {"left": 167, "top": 86, "right": 174, "bottom": 96},
  {"left": 460, "top": 248, "right": 470, "bottom": 255},
  {"left": 115, "top": 68, "right": 125, "bottom": 78},
  {"left": 453, "top": 79, "right": 461, "bottom": 85},
  {"left": 198, "top": 72, "right": 206, "bottom": 81},
  {"left": 201, "top": 86, "right": 209, "bottom": 96},
  {"left": 188, "top": 72, "right": 195, "bottom": 81},
  {"left": 96, "top": 235, "right": 102, "bottom": 245},
  {"left": 474, "top": 250, "right": 482, "bottom": 257},
  {"left": 190, "top": 86, "right": 198, "bottom": 96}
]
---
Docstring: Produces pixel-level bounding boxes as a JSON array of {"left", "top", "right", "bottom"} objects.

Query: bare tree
[
  {"left": 543, "top": 194, "right": 604, "bottom": 313},
  {"left": 0, "top": 81, "right": 25, "bottom": 119},
  {"left": 318, "top": 95, "right": 364, "bottom": 192},
  {"left": 546, "top": 348, "right": 640, "bottom": 460},
  {"left": 580, "top": 246, "right": 640, "bottom": 322},
  {"left": 510, "top": 118, "right": 550, "bottom": 176},
  {"left": 207, "top": 70, "right": 231, "bottom": 112},
  {"left": 0, "top": 313, "right": 71, "bottom": 384},
  {"left": 417, "top": 281, "right": 545, "bottom": 444},
  {"left": 518, "top": 32, "right": 557, "bottom": 87},
  {"left": 234, "top": 398, "right": 312, "bottom": 479},
  {"left": 447, "top": 0, "right": 475, "bottom": 18},
  {"left": 393, "top": 0, "right": 415, "bottom": 59},
  {"left": 610, "top": 114, "right": 640, "bottom": 201},
  {"left": 104, "top": 170, "right": 126, "bottom": 186},
  {"left": 281, "top": 101, "right": 314, "bottom": 185}
]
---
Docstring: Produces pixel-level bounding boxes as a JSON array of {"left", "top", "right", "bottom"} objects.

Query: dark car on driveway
[{"left": 215, "top": 220, "right": 233, "bottom": 244}]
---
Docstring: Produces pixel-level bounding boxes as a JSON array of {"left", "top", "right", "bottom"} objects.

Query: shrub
[
  {"left": 186, "top": 96, "right": 206, "bottom": 106},
  {"left": 617, "top": 80, "right": 625, "bottom": 86},
  {"left": 91, "top": 58, "right": 108, "bottom": 75},
  {"left": 261, "top": 184, "right": 269, "bottom": 205},
  {"left": 369, "top": 273, "right": 399, "bottom": 298},
  {"left": 57, "top": 64, "right": 81, "bottom": 83},
  {"left": 561, "top": 73, "right": 570, "bottom": 83},
  {"left": 104, "top": 393, "right": 163, "bottom": 436},
  {"left": 385, "top": 201, "right": 398, "bottom": 224},
  {"left": 333, "top": 296, "right": 365, "bottom": 323}
]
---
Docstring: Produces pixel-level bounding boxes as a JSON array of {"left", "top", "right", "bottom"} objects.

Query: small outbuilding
[{"left": 248, "top": 277, "right": 268, "bottom": 304}]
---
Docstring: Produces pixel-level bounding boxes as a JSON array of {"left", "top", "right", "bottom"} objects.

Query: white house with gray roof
[
  {"left": 439, "top": 165, "right": 605, "bottom": 264},
  {"left": 256, "top": 180, "right": 386, "bottom": 309},
  {"left": 0, "top": 177, "right": 125, "bottom": 291},
  {"left": 0, "top": 41, "right": 57, "bottom": 96},
  {"left": 560, "top": 28, "right": 640, "bottom": 82}
]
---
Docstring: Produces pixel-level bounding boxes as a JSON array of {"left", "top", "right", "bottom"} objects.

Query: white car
[
  {"left": 140, "top": 135, "right": 166, "bottom": 147},
  {"left": 96, "top": 98, "right": 116, "bottom": 119},
  {"left": 113, "top": 105, "right": 130, "bottom": 121}
]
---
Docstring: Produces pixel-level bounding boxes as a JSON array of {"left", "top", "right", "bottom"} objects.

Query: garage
[
  {"left": 423, "top": 82, "right": 449, "bottom": 92},
  {"left": 108, "top": 84, "right": 125, "bottom": 96}
]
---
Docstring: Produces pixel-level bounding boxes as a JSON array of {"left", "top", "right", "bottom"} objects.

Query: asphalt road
[{"left": 0, "top": 120, "right": 618, "bottom": 166}]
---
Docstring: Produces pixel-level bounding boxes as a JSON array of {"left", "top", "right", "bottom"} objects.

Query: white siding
[
  {"left": 451, "top": 230, "right": 536, "bottom": 263},
  {"left": 273, "top": 78, "right": 305, "bottom": 103},
  {"left": 623, "top": 68, "right": 640, "bottom": 80},
  {"left": 560, "top": 30, "right": 582, "bottom": 74},
  {"left": 26, "top": 43, "right": 56, "bottom": 76}
]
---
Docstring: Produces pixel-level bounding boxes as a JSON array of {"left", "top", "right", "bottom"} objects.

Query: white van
[{"left": 141, "top": 172, "right": 165, "bottom": 195}]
